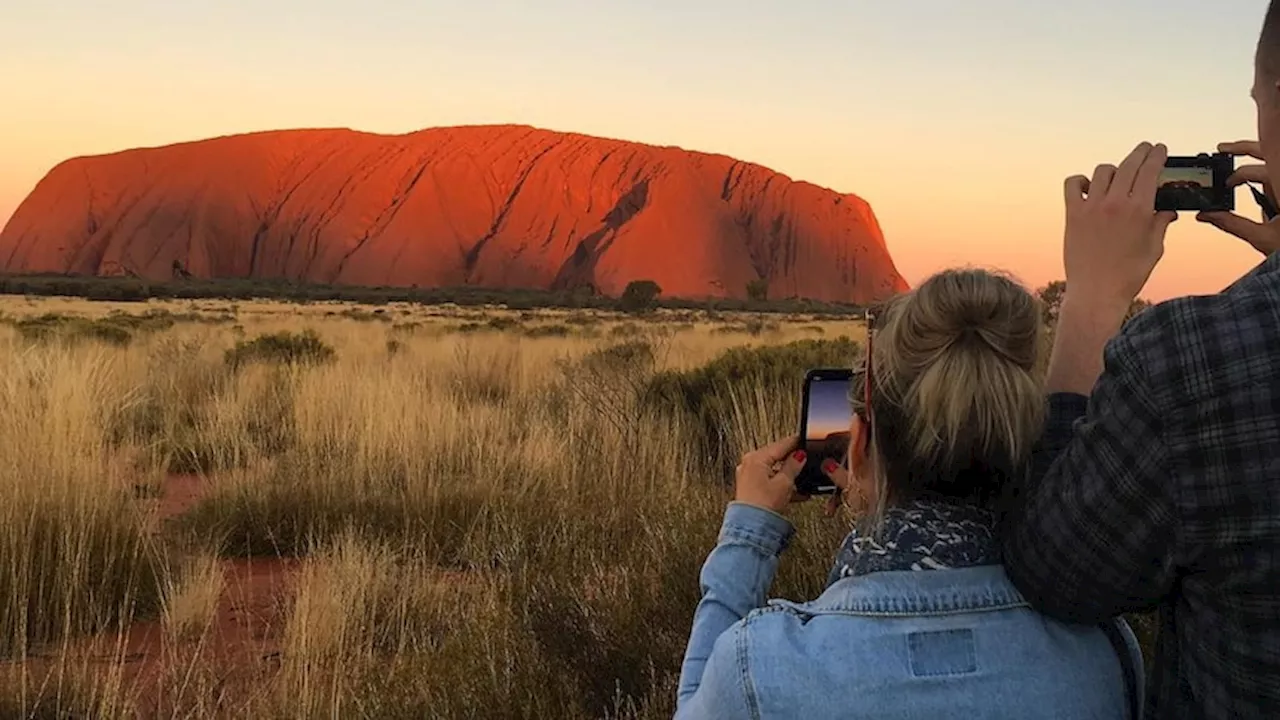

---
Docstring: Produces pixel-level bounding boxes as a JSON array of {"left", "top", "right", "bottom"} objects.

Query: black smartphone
[
  {"left": 1155, "top": 153, "right": 1234, "bottom": 212},
  {"left": 795, "top": 368, "right": 853, "bottom": 495}
]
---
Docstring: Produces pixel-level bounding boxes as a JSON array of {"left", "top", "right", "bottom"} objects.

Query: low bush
[
  {"left": 225, "top": 329, "right": 335, "bottom": 369},
  {"left": 643, "top": 337, "right": 859, "bottom": 474},
  {"left": 335, "top": 307, "right": 392, "bottom": 323},
  {"left": 11, "top": 313, "right": 135, "bottom": 346},
  {"left": 7, "top": 308, "right": 234, "bottom": 348},
  {"left": 618, "top": 280, "right": 662, "bottom": 314},
  {"left": 522, "top": 324, "right": 572, "bottom": 338}
]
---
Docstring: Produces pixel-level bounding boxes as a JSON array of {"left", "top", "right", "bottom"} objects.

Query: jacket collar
[{"left": 768, "top": 564, "right": 1029, "bottom": 618}]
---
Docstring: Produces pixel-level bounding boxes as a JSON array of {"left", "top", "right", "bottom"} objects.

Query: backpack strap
[{"left": 1100, "top": 617, "right": 1144, "bottom": 720}]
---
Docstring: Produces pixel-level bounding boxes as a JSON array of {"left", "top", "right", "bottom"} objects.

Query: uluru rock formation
[{"left": 0, "top": 125, "right": 907, "bottom": 303}]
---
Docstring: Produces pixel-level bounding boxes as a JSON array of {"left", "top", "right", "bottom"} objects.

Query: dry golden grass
[
  {"left": 160, "top": 554, "right": 223, "bottom": 643},
  {"left": 0, "top": 294, "right": 865, "bottom": 718}
]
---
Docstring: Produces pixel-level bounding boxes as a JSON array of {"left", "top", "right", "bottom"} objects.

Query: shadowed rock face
[{"left": 0, "top": 125, "right": 908, "bottom": 303}]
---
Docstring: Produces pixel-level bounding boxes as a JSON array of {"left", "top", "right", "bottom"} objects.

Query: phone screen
[{"left": 796, "top": 372, "right": 853, "bottom": 494}]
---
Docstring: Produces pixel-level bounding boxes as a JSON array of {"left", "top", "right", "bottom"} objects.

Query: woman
[{"left": 674, "top": 268, "right": 1142, "bottom": 720}]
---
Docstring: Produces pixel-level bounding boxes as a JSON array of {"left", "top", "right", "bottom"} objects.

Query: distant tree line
[
  {"left": 0, "top": 271, "right": 1162, "bottom": 323},
  {"left": 0, "top": 272, "right": 869, "bottom": 317},
  {"left": 1035, "top": 280, "right": 1153, "bottom": 328}
]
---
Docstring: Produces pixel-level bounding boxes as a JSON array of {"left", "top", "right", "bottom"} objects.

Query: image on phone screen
[{"left": 796, "top": 370, "right": 853, "bottom": 494}]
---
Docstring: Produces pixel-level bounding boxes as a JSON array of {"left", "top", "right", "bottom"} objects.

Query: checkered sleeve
[{"left": 1003, "top": 330, "right": 1179, "bottom": 625}]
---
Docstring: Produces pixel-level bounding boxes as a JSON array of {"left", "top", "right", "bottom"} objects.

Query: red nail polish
[
  {"left": 792, "top": 450, "right": 807, "bottom": 463},
  {"left": 822, "top": 459, "right": 838, "bottom": 473}
]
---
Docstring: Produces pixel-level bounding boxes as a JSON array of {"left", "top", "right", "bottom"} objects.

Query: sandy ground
[{"left": 8, "top": 474, "right": 301, "bottom": 716}]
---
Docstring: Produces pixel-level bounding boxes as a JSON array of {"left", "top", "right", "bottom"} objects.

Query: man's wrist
[
  {"left": 1046, "top": 291, "right": 1128, "bottom": 395},
  {"left": 1059, "top": 289, "right": 1132, "bottom": 328}
]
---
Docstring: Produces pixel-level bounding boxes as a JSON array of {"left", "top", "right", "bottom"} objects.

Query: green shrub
[
  {"left": 12, "top": 314, "right": 134, "bottom": 346},
  {"left": 744, "top": 318, "right": 779, "bottom": 335},
  {"left": 618, "top": 280, "right": 662, "bottom": 314},
  {"left": 8, "top": 309, "right": 233, "bottom": 349},
  {"left": 563, "top": 313, "right": 600, "bottom": 327},
  {"left": 642, "top": 337, "right": 859, "bottom": 474},
  {"left": 580, "top": 340, "right": 655, "bottom": 374},
  {"left": 486, "top": 316, "right": 519, "bottom": 331},
  {"left": 523, "top": 324, "right": 571, "bottom": 338},
  {"left": 338, "top": 307, "right": 392, "bottom": 323},
  {"left": 225, "top": 329, "right": 335, "bottom": 369}
]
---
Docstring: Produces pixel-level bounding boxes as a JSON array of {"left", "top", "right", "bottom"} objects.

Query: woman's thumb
[
  {"left": 822, "top": 458, "right": 851, "bottom": 492},
  {"left": 776, "top": 449, "right": 807, "bottom": 483}
]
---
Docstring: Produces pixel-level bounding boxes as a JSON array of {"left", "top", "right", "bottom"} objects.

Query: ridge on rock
[{"left": 0, "top": 124, "right": 908, "bottom": 304}]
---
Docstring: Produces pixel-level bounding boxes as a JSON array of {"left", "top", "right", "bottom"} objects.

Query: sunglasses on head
[
  {"left": 849, "top": 312, "right": 875, "bottom": 454},
  {"left": 863, "top": 316, "right": 874, "bottom": 422}
]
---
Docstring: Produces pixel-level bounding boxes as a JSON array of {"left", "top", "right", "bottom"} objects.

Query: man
[{"left": 1001, "top": 4, "right": 1280, "bottom": 718}]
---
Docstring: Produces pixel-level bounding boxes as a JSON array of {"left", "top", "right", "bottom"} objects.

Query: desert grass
[
  {"left": 0, "top": 293, "right": 1163, "bottom": 718},
  {"left": 0, "top": 295, "right": 865, "bottom": 718}
]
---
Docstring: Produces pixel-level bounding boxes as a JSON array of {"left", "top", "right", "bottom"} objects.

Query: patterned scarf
[{"left": 827, "top": 499, "right": 1001, "bottom": 586}]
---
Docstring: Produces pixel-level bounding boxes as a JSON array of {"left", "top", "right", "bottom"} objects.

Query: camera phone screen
[{"left": 804, "top": 377, "right": 853, "bottom": 471}]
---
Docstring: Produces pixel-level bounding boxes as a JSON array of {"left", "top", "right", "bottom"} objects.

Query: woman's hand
[
  {"left": 820, "top": 459, "right": 854, "bottom": 517},
  {"left": 733, "top": 436, "right": 807, "bottom": 514}
]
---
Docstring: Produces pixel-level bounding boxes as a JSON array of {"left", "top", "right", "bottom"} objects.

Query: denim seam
[
  {"left": 737, "top": 620, "right": 762, "bottom": 720},
  {"left": 844, "top": 599, "right": 1031, "bottom": 616},
  {"left": 768, "top": 600, "right": 1031, "bottom": 619},
  {"left": 719, "top": 526, "right": 790, "bottom": 557}
]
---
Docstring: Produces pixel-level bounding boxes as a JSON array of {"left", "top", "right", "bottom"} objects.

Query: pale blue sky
[{"left": 1, "top": 0, "right": 1271, "bottom": 298}]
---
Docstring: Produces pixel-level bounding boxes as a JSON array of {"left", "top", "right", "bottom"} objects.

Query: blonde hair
[{"left": 857, "top": 268, "right": 1044, "bottom": 524}]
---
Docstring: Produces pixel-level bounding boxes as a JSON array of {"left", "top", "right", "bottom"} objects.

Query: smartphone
[
  {"left": 1155, "top": 153, "right": 1234, "bottom": 212},
  {"left": 795, "top": 368, "right": 854, "bottom": 495}
]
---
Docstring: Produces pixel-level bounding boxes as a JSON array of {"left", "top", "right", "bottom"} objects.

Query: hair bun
[
  {"left": 865, "top": 267, "right": 1046, "bottom": 512},
  {"left": 892, "top": 269, "right": 1039, "bottom": 368}
]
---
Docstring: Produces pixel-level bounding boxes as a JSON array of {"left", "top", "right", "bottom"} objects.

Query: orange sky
[{"left": 2, "top": 0, "right": 1272, "bottom": 301}]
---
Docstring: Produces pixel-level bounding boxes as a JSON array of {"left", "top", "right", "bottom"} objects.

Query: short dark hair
[{"left": 1260, "top": 0, "right": 1280, "bottom": 79}]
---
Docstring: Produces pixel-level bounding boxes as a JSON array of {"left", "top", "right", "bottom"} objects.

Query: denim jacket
[{"left": 675, "top": 503, "right": 1144, "bottom": 720}]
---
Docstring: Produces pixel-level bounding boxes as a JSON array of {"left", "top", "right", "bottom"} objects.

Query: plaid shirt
[{"left": 1003, "top": 252, "right": 1280, "bottom": 720}]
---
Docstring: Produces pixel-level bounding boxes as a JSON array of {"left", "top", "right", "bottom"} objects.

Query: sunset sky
[
  {"left": 805, "top": 377, "right": 853, "bottom": 442},
  {"left": 2, "top": 0, "right": 1272, "bottom": 301}
]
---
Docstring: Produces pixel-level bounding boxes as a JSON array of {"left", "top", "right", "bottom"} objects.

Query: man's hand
[
  {"left": 1063, "top": 141, "right": 1177, "bottom": 315},
  {"left": 1048, "top": 142, "right": 1176, "bottom": 395},
  {"left": 733, "top": 436, "right": 807, "bottom": 514},
  {"left": 1197, "top": 140, "right": 1280, "bottom": 255}
]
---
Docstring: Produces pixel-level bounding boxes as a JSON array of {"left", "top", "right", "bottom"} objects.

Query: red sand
[
  {"left": 8, "top": 475, "right": 299, "bottom": 716},
  {"left": 155, "top": 473, "right": 204, "bottom": 524},
  {"left": 0, "top": 125, "right": 907, "bottom": 304}
]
